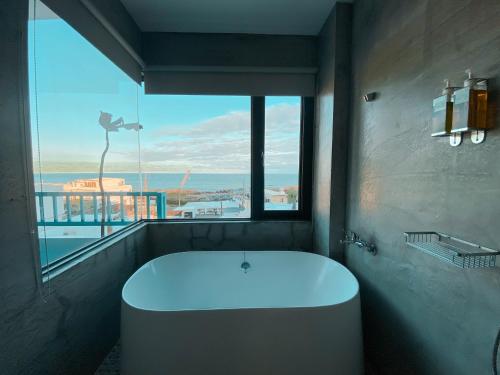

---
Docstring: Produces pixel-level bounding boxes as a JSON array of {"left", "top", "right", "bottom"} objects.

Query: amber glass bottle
[
  {"left": 431, "top": 80, "right": 455, "bottom": 137},
  {"left": 451, "top": 71, "right": 489, "bottom": 132}
]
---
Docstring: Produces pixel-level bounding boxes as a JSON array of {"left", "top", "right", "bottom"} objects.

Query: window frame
[
  {"left": 33, "top": 96, "right": 314, "bottom": 278},
  {"left": 250, "top": 96, "right": 314, "bottom": 221}
]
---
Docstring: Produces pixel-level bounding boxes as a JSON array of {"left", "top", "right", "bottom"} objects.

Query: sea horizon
[
  {"left": 34, "top": 172, "right": 299, "bottom": 192},
  {"left": 34, "top": 171, "right": 296, "bottom": 175}
]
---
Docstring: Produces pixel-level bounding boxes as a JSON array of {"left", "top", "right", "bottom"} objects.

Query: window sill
[{"left": 41, "top": 220, "right": 147, "bottom": 282}]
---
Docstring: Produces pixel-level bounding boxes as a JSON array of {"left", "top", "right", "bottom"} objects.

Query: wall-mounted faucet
[{"left": 340, "top": 231, "right": 377, "bottom": 255}]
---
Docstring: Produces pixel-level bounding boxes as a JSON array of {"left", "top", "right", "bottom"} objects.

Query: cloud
[
  {"left": 265, "top": 103, "right": 301, "bottom": 135},
  {"left": 127, "top": 103, "right": 301, "bottom": 173},
  {"left": 154, "top": 110, "right": 251, "bottom": 140}
]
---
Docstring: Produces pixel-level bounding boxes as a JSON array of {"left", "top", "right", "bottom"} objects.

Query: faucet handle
[{"left": 340, "top": 230, "right": 358, "bottom": 244}]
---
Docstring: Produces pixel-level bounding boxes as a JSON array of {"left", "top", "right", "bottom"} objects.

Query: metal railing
[{"left": 35, "top": 191, "right": 166, "bottom": 226}]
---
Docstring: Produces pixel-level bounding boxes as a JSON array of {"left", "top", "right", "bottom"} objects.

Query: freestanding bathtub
[{"left": 121, "top": 251, "right": 363, "bottom": 375}]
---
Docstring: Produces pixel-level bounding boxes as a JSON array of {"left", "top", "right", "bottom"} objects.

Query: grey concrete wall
[
  {"left": 19, "top": 227, "right": 147, "bottom": 375},
  {"left": 144, "top": 70, "right": 316, "bottom": 96},
  {"left": 346, "top": 0, "right": 500, "bottom": 374},
  {"left": 142, "top": 32, "right": 317, "bottom": 71},
  {"left": 312, "top": 3, "right": 352, "bottom": 259},
  {"left": 142, "top": 32, "right": 317, "bottom": 96},
  {"left": 146, "top": 221, "right": 312, "bottom": 258},
  {"left": 85, "top": 0, "right": 142, "bottom": 55},
  {"left": 0, "top": 2, "right": 148, "bottom": 373}
]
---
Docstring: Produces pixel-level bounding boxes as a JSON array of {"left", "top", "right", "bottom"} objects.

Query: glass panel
[
  {"left": 29, "top": 1, "right": 144, "bottom": 269},
  {"left": 138, "top": 95, "right": 251, "bottom": 219},
  {"left": 264, "top": 97, "right": 301, "bottom": 211}
]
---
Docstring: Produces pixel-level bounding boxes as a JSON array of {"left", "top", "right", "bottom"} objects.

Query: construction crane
[{"left": 178, "top": 169, "right": 191, "bottom": 207}]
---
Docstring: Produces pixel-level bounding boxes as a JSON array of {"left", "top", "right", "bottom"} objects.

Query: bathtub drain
[
  {"left": 241, "top": 251, "right": 250, "bottom": 273},
  {"left": 241, "top": 261, "right": 251, "bottom": 273}
]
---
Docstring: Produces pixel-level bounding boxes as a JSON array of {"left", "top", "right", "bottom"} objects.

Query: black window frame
[{"left": 251, "top": 96, "right": 314, "bottom": 221}]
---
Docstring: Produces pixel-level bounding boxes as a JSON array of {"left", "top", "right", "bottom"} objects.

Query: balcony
[
  {"left": 36, "top": 191, "right": 166, "bottom": 225},
  {"left": 36, "top": 191, "right": 166, "bottom": 267}
]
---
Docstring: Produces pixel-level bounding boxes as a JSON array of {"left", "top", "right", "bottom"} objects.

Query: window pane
[
  {"left": 29, "top": 2, "right": 145, "bottom": 268},
  {"left": 138, "top": 95, "right": 251, "bottom": 219},
  {"left": 264, "top": 97, "right": 301, "bottom": 211}
]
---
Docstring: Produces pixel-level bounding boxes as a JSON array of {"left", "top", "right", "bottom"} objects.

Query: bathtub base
[{"left": 121, "top": 297, "right": 363, "bottom": 375}]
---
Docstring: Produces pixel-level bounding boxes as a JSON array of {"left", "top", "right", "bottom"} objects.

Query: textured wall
[
  {"left": 346, "top": 0, "right": 500, "bottom": 374},
  {"left": 146, "top": 221, "right": 312, "bottom": 258},
  {"left": 1, "top": 224, "right": 147, "bottom": 375},
  {"left": 19, "top": 227, "right": 147, "bottom": 375},
  {"left": 312, "top": 3, "right": 352, "bottom": 259},
  {"left": 142, "top": 32, "right": 317, "bottom": 70},
  {"left": 142, "top": 33, "right": 317, "bottom": 96},
  {"left": 85, "top": 0, "right": 142, "bottom": 54}
]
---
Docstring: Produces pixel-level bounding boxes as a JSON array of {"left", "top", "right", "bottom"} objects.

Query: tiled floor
[{"left": 94, "top": 343, "right": 120, "bottom": 375}]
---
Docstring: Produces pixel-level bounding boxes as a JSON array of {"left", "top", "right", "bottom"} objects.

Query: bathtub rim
[{"left": 122, "top": 250, "right": 360, "bottom": 313}]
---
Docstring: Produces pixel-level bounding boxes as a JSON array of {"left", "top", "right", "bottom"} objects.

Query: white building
[{"left": 264, "top": 189, "right": 288, "bottom": 204}]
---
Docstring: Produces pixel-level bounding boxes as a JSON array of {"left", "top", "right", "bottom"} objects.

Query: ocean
[
  {"left": 34, "top": 172, "right": 299, "bottom": 192},
  {"left": 35, "top": 172, "right": 299, "bottom": 262}
]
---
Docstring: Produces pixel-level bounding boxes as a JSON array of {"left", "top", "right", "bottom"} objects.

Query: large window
[
  {"left": 29, "top": 2, "right": 147, "bottom": 271},
  {"left": 28, "top": 1, "right": 313, "bottom": 274},
  {"left": 138, "top": 95, "right": 252, "bottom": 219},
  {"left": 139, "top": 95, "right": 312, "bottom": 221}
]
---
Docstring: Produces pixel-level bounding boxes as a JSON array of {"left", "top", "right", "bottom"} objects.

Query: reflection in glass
[
  {"left": 29, "top": 2, "right": 143, "bottom": 267},
  {"left": 264, "top": 97, "right": 301, "bottom": 211}
]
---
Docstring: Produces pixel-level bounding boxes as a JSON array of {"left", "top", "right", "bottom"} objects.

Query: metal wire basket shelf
[{"left": 404, "top": 232, "right": 500, "bottom": 269}]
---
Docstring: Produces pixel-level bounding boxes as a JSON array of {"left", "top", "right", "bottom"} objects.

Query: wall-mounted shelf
[{"left": 404, "top": 232, "right": 499, "bottom": 269}]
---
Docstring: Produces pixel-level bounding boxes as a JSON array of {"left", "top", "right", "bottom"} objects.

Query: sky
[{"left": 28, "top": 15, "right": 301, "bottom": 174}]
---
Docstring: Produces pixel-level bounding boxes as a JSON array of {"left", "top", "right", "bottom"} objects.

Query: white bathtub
[{"left": 121, "top": 251, "right": 363, "bottom": 375}]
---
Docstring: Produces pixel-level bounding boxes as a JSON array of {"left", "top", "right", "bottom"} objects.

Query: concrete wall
[
  {"left": 0, "top": 2, "right": 148, "bottom": 374},
  {"left": 146, "top": 221, "right": 312, "bottom": 259},
  {"left": 19, "top": 227, "right": 147, "bottom": 375},
  {"left": 85, "top": 0, "right": 142, "bottom": 55},
  {"left": 312, "top": 3, "right": 352, "bottom": 259},
  {"left": 142, "top": 32, "right": 317, "bottom": 71},
  {"left": 346, "top": 0, "right": 500, "bottom": 374},
  {"left": 142, "top": 33, "right": 317, "bottom": 96}
]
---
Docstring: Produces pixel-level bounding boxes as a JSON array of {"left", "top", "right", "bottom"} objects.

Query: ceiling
[
  {"left": 120, "top": 0, "right": 348, "bottom": 35},
  {"left": 29, "top": 1, "right": 59, "bottom": 20}
]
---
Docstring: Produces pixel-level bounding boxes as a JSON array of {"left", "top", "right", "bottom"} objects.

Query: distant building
[
  {"left": 173, "top": 200, "right": 242, "bottom": 219},
  {"left": 63, "top": 177, "right": 134, "bottom": 206},
  {"left": 61, "top": 178, "right": 160, "bottom": 220},
  {"left": 264, "top": 189, "right": 288, "bottom": 204},
  {"left": 63, "top": 177, "right": 132, "bottom": 194}
]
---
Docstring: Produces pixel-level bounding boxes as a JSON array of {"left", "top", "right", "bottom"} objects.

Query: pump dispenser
[
  {"left": 451, "top": 69, "right": 489, "bottom": 133},
  {"left": 431, "top": 79, "right": 456, "bottom": 137}
]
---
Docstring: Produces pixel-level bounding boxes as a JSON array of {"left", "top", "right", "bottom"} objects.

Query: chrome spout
[{"left": 341, "top": 231, "right": 377, "bottom": 255}]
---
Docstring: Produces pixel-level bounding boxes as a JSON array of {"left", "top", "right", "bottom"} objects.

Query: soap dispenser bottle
[
  {"left": 451, "top": 69, "right": 489, "bottom": 133},
  {"left": 432, "top": 79, "right": 456, "bottom": 137}
]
